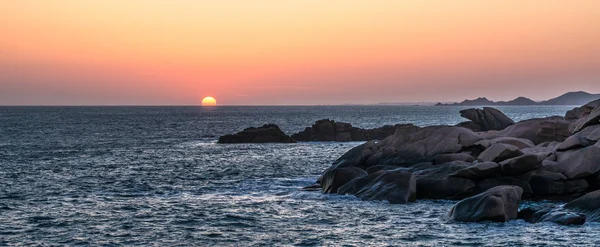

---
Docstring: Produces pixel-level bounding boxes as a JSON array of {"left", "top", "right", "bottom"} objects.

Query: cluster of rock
[
  {"left": 291, "top": 119, "right": 411, "bottom": 142},
  {"left": 218, "top": 119, "right": 407, "bottom": 143},
  {"left": 311, "top": 99, "right": 600, "bottom": 225},
  {"left": 217, "top": 124, "right": 296, "bottom": 143}
]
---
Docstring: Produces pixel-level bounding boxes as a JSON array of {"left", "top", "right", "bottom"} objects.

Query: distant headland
[{"left": 436, "top": 91, "right": 600, "bottom": 106}]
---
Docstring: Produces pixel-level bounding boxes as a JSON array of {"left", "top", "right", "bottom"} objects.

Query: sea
[{"left": 2, "top": 105, "right": 599, "bottom": 246}]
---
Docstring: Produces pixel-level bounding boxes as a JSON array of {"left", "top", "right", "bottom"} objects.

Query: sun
[{"left": 201, "top": 96, "right": 217, "bottom": 106}]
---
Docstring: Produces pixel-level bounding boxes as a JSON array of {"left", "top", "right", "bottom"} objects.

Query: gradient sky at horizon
[{"left": 2, "top": 1, "right": 600, "bottom": 105}]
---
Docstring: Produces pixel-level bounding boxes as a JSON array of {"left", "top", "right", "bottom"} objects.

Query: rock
[
  {"left": 459, "top": 107, "right": 515, "bottom": 131},
  {"left": 415, "top": 161, "right": 476, "bottom": 199},
  {"left": 218, "top": 124, "right": 296, "bottom": 143},
  {"left": 433, "top": 153, "right": 475, "bottom": 164},
  {"left": 496, "top": 117, "right": 571, "bottom": 145},
  {"left": 291, "top": 119, "right": 411, "bottom": 142},
  {"left": 565, "top": 99, "right": 600, "bottom": 120},
  {"left": 476, "top": 177, "right": 533, "bottom": 198},
  {"left": 565, "top": 190, "right": 600, "bottom": 221},
  {"left": 352, "top": 170, "right": 417, "bottom": 204},
  {"left": 477, "top": 143, "right": 523, "bottom": 162},
  {"left": 528, "top": 170, "right": 588, "bottom": 196},
  {"left": 518, "top": 205, "right": 586, "bottom": 225},
  {"left": 375, "top": 126, "right": 483, "bottom": 167},
  {"left": 499, "top": 154, "right": 542, "bottom": 175},
  {"left": 490, "top": 137, "right": 535, "bottom": 149},
  {"left": 364, "top": 165, "right": 404, "bottom": 174},
  {"left": 319, "top": 167, "right": 367, "bottom": 193},
  {"left": 475, "top": 139, "right": 492, "bottom": 149},
  {"left": 588, "top": 127, "right": 600, "bottom": 141},
  {"left": 455, "top": 121, "right": 483, "bottom": 132},
  {"left": 451, "top": 161, "right": 500, "bottom": 180},
  {"left": 572, "top": 104, "right": 600, "bottom": 133},
  {"left": 300, "top": 183, "right": 322, "bottom": 191},
  {"left": 556, "top": 125, "right": 600, "bottom": 151},
  {"left": 448, "top": 186, "right": 523, "bottom": 222},
  {"left": 554, "top": 145, "right": 600, "bottom": 179},
  {"left": 520, "top": 147, "right": 555, "bottom": 160},
  {"left": 337, "top": 171, "right": 385, "bottom": 195}
]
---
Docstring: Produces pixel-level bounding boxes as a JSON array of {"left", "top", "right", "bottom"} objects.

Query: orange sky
[{"left": 1, "top": 1, "right": 600, "bottom": 105}]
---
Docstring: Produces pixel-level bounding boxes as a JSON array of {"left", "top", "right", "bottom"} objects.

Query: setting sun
[{"left": 201, "top": 96, "right": 217, "bottom": 106}]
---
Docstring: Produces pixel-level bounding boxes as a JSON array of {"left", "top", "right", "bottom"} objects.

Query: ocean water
[{"left": 2, "top": 105, "right": 599, "bottom": 246}]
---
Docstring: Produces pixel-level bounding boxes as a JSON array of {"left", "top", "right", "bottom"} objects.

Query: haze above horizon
[{"left": 2, "top": 1, "right": 600, "bottom": 106}]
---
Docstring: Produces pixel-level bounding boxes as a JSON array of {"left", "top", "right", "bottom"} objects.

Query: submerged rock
[
  {"left": 565, "top": 190, "right": 600, "bottom": 221},
  {"left": 218, "top": 124, "right": 296, "bottom": 143},
  {"left": 518, "top": 204, "right": 586, "bottom": 225},
  {"left": 449, "top": 185, "right": 523, "bottom": 222}
]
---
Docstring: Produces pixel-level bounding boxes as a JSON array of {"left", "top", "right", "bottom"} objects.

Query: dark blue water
[{"left": 2, "top": 105, "right": 598, "bottom": 246}]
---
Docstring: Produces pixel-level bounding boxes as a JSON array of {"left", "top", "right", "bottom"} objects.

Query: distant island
[{"left": 436, "top": 91, "right": 600, "bottom": 106}]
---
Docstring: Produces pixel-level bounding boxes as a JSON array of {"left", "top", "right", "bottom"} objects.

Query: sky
[{"left": 1, "top": 1, "right": 600, "bottom": 105}]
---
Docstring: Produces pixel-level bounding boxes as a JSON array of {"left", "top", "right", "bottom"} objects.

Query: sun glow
[{"left": 201, "top": 96, "right": 217, "bottom": 106}]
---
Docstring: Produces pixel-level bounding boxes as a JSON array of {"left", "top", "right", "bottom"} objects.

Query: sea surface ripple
[{"left": 2, "top": 105, "right": 598, "bottom": 246}]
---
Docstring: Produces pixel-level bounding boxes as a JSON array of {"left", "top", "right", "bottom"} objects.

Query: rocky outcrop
[
  {"left": 311, "top": 98, "right": 600, "bottom": 204},
  {"left": 291, "top": 119, "right": 410, "bottom": 142},
  {"left": 448, "top": 186, "right": 523, "bottom": 222},
  {"left": 218, "top": 124, "right": 296, "bottom": 143},
  {"left": 518, "top": 205, "right": 586, "bottom": 225},
  {"left": 459, "top": 107, "right": 515, "bottom": 131}
]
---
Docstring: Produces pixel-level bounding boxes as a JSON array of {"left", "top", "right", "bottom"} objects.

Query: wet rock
[
  {"left": 554, "top": 145, "right": 600, "bottom": 179},
  {"left": 364, "top": 165, "right": 404, "bottom": 174},
  {"left": 518, "top": 204, "right": 586, "bottom": 225},
  {"left": 337, "top": 171, "right": 385, "bottom": 195},
  {"left": 477, "top": 143, "right": 523, "bottom": 162},
  {"left": 565, "top": 190, "right": 600, "bottom": 221},
  {"left": 352, "top": 170, "right": 417, "bottom": 204},
  {"left": 433, "top": 153, "right": 475, "bottom": 164},
  {"left": 459, "top": 107, "right": 515, "bottom": 131},
  {"left": 499, "top": 154, "right": 542, "bottom": 175},
  {"left": 449, "top": 186, "right": 523, "bottom": 222},
  {"left": 218, "top": 124, "right": 296, "bottom": 143},
  {"left": 319, "top": 167, "right": 367, "bottom": 193},
  {"left": 451, "top": 161, "right": 500, "bottom": 180}
]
